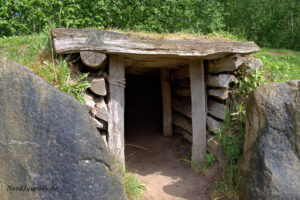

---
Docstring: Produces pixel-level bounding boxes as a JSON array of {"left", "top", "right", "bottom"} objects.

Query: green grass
[
  {"left": 254, "top": 48, "right": 300, "bottom": 82},
  {"left": 0, "top": 33, "right": 49, "bottom": 75},
  {"left": 0, "top": 33, "right": 90, "bottom": 104},
  {"left": 123, "top": 172, "right": 146, "bottom": 200}
]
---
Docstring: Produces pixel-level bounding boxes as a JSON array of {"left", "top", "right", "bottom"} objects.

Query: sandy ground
[{"left": 125, "top": 121, "right": 222, "bottom": 200}]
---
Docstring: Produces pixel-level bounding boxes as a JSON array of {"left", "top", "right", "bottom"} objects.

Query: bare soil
[{"left": 125, "top": 121, "right": 222, "bottom": 200}]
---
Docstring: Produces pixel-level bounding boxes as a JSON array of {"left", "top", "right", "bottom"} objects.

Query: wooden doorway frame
[{"left": 108, "top": 55, "right": 206, "bottom": 166}]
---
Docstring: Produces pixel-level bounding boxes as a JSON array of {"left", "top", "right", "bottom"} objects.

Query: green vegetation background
[
  {"left": 1, "top": 0, "right": 300, "bottom": 50},
  {"left": 0, "top": 1, "right": 299, "bottom": 199}
]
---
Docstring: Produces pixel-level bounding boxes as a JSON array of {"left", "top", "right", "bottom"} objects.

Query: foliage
[
  {"left": 221, "top": 0, "right": 300, "bottom": 49},
  {"left": 255, "top": 49, "right": 300, "bottom": 82},
  {"left": 123, "top": 171, "right": 146, "bottom": 200},
  {"left": 1, "top": 0, "right": 299, "bottom": 49},
  {"left": 42, "top": 57, "right": 90, "bottom": 104},
  {"left": 0, "top": 0, "right": 224, "bottom": 36},
  {"left": 0, "top": 33, "right": 90, "bottom": 104},
  {"left": 212, "top": 64, "right": 267, "bottom": 198}
]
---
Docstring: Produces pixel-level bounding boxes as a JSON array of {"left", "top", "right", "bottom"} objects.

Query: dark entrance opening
[{"left": 125, "top": 74, "right": 163, "bottom": 143}]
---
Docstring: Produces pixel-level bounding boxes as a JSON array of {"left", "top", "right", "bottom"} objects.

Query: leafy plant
[
  {"left": 204, "top": 153, "right": 216, "bottom": 168},
  {"left": 42, "top": 57, "right": 90, "bottom": 104},
  {"left": 123, "top": 171, "right": 146, "bottom": 200}
]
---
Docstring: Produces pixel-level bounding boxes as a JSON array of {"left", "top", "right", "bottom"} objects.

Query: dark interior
[{"left": 125, "top": 74, "right": 163, "bottom": 139}]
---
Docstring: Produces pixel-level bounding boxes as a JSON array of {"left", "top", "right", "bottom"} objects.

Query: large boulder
[
  {"left": 0, "top": 56, "right": 126, "bottom": 200},
  {"left": 240, "top": 81, "right": 300, "bottom": 200}
]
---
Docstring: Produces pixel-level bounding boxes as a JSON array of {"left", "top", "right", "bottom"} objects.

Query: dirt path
[{"left": 125, "top": 122, "right": 222, "bottom": 200}]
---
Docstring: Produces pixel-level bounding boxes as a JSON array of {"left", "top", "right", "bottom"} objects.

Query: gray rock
[
  {"left": 240, "top": 81, "right": 300, "bottom": 200},
  {"left": 242, "top": 56, "right": 263, "bottom": 71},
  {"left": 0, "top": 56, "right": 126, "bottom": 200}
]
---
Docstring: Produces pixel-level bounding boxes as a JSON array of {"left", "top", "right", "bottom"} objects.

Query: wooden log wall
[{"left": 170, "top": 54, "right": 243, "bottom": 162}]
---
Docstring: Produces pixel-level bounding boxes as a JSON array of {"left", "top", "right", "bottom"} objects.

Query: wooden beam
[
  {"left": 171, "top": 67, "right": 189, "bottom": 80},
  {"left": 172, "top": 113, "right": 192, "bottom": 134},
  {"left": 207, "top": 74, "right": 237, "bottom": 89},
  {"left": 189, "top": 59, "right": 206, "bottom": 163},
  {"left": 108, "top": 54, "right": 125, "bottom": 167},
  {"left": 173, "top": 126, "right": 192, "bottom": 143},
  {"left": 161, "top": 69, "right": 172, "bottom": 137},
  {"left": 51, "top": 28, "right": 259, "bottom": 59},
  {"left": 207, "top": 116, "right": 223, "bottom": 134},
  {"left": 208, "top": 100, "right": 226, "bottom": 120},
  {"left": 125, "top": 55, "right": 188, "bottom": 69},
  {"left": 207, "top": 54, "right": 243, "bottom": 73},
  {"left": 80, "top": 51, "right": 106, "bottom": 68},
  {"left": 172, "top": 87, "right": 191, "bottom": 97},
  {"left": 172, "top": 98, "right": 191, "bottom": 119},
  {"left": 208, "top": 88, "right": 229, "bottom": 100}
]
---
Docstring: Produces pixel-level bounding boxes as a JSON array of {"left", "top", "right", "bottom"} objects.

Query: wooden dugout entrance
[{"left": 51, "top": 28, "right": 259, "bottom": 166}]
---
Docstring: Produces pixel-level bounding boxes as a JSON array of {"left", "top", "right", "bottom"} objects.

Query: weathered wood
[
  {"left": 83, "top": 91, "right": 96, "bottom": 112},
  {"left": 174, "top": 78, "right": 190, "bottom": 88},
  {"left": 208, "top": 88, "right": 229, "bottom": 100},
  {"left": 89, "top": 77, "right": 107, "bottom": 96},
  {"left": 125, "top": 55, "right": 188, "bottom": 69},
  {"left": 208, "top": 100, "right": 226, "bottom": 120},
  {"left": 172, "top": 113, "right": 192, "bottom": 134},
  {"left": 108, "top": 54, "right": 125, "bottom": 167},
  {"left": 161, "top": 69, "right": 173, "bottom": 137},
  {"left": 207, "top": 54, "right": 243, "bottom": 73},
  {"left": 172, "top": 87, "right": 191, "bottom": 97},
  {"left": 51, "top": 28, "right": 259, "bottom": 59},
  {"left": 125, "top": 66, "right": 160, "bottom": 76},
  {"left": 207, "top": 74, "right": 237, "bottom": 89},
  {"left": 189, "top": 59, "right": 206, "bottom": 163},
  {"left": 171, "top": 67, "right": 189, "bottom": 80},
  {"left": 172, "top": 98, "right": 191, "bottom": 119},
  {"left": 173, "top": 126, "right": 192, "bottom": 143},
  {"left": 207, "top": 116, "right": 223, "bottom": 134},
  {"left": 92, "top": 97, "right": 109, "bottom": 122},
  {"left": 80, "top": 51, "right": 106, "bottom": 68}
]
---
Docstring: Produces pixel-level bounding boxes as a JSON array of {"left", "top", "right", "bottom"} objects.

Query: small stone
[
  {"left": 92, "top": 97, "right": 109, "bottom": 122},
  {"left": 91, "top": 117, "right": 107, "bottom": 131},
  {"left": 90, "top": 77, "right": 107, "bottom": 96},
  {"left": 83, "top": 91, "right": 96, "bottom": 111}
]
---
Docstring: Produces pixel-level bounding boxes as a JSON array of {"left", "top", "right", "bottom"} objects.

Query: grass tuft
[{"left": 123, "top": 171, "right": 146, "bottom": 200}]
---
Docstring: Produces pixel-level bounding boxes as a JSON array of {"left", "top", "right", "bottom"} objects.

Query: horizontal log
[
  {"left": 172, "top": 87, "right": 191, "bottom": 97},
  {"left": 125, "top": 66, "right": 159, "bottom": 75},
  {"left": 206, "top": 74, "right": 236, "bottom": 89},
  {"left": 172, "top": 113, "right": 192, "bottom": 134},
  {"left": 173, "top": 79, "right": 190, "bottom": 88},
  {"left": 89, "top": 77, "right": 107, "bottom": 96},
  {"left": 171, "top": 67, "right": 189, "bottom": 80},
  {"left": 172, "top": 98, "right": 191, "bottom": 118},
  {"left": 207, "top": 116, "right": 223, "bottom": 134},
  {"left": 51, "top": 28, "right": 259, "bottom": 59},
  {"left": 208, "top": 88, "right": 229, "bottom": 100},
  {"left": 80, "top": 51, "right": 106, "bottom": 68},
  {"left": 173, "top": 126, "right": 192, "bottom": 143},
  {"left": 207, "top": 54, "right": 243, "bottom": 73},
  {"left": 125, "top": 55, "right": 188, "bottom": 69},
  {"left": 208, "top": 100, "right": 226, "bottom": 120}
]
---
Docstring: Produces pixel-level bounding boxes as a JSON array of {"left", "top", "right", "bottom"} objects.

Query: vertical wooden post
[
  {"left": 189, "top": 59, "right": 206, "bottom": 163},
  {"left": 160, "top": 69, "right": 172, "bottom": 137},
  {"left": 108, "top": 54, "right": 125, "bottom": 167}
]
